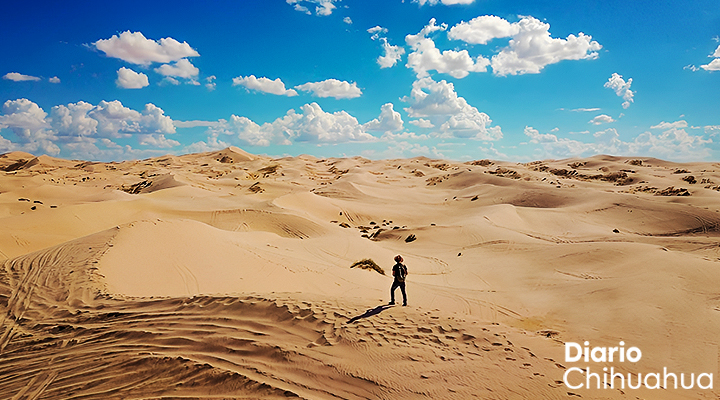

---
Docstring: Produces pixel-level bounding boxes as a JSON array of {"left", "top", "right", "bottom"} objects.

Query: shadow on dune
[{"left": 346, "top": 304, "right": 393, "bottom": 324}]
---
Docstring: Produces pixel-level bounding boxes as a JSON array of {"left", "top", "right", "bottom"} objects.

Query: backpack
[{"left": 394, "top": 263, "right": 407, "bottom": 282}]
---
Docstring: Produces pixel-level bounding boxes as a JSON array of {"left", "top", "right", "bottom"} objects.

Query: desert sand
[{"left": 1, "top": 146, "right": 720, "bottom": 399}]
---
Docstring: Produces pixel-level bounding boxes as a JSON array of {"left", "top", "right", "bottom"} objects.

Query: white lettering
[
  {"left": 591, "top": 346, "right": 607, "bottom": 362},
  {"left": 565, "top": 342, "right": 582, "bottom": 362},
  {"left": 644, "top": 373, "right": 660, "bottom": 389},
  {"left": 564, "top": 367, "right": 584, "bottom": 389},
  {"left": 587, "top": 367, "right": 602, "bottom": 389},
  {"left": 681, "top": 373, "right": 695, "bottom": 389},
  {"left": 626, "top": 347, "right": 642, "bottom": 362},
  {"left": 609, "top": 367, "right": 624, "bottom": 389},
  {"left": 698, "top": 373, "right": 713, "bottom": 389},
  {"left": 663, "top": 367, "right": 677, "bottom": 389}
]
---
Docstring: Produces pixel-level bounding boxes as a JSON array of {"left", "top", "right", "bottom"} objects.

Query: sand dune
[{"left": 2, "top": 148, "right": 720, "bottom": 398}]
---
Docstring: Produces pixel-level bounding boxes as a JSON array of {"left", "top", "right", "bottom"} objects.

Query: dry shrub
[{"left": 350, "top": 258, "right": 385, "bottom": 275}]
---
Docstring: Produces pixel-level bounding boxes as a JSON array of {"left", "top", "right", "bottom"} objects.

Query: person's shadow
[{"left": 346, "top": 304, "right": 393, "bottom": 324}]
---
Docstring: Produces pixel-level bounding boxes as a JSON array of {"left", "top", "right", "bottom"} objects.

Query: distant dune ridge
[{"left": 1, "top": 147, "right": 720, "bottom": 398}]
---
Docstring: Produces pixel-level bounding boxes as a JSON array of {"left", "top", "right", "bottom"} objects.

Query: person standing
[{"left": 390, "top": 255, "right": 408, "bottom": 306}]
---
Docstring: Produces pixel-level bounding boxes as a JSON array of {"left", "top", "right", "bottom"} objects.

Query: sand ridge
[{"left": 2, "top": 148, "right": 720, "bottom": 398}]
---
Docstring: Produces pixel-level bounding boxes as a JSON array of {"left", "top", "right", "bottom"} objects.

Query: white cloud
[
  {"left": 0, "top": 99, "right": 57, "bottom": 155},
  {"left": 281, "top": 103, "right": 373, "bottom": 142},
  {"left": 0, "top": 99, "right": 49, "bottom": 131},
  {"left": 378, "top": 38, "right": 406, "bottom": 68},
  {"left": 571, "top": 107, "right": 601, "bottom": 112},
  {"left": 48, "top": 76, "right": 60, "bottom": 83},
  {"left": 406, "top": 19, "right": 489, "bottom": 78},
  {"left": 116, "top": 67, "right": 149, "bottom": 89},
  {"left": 367, "top": 26, "right": 405, "bottom": 68},
  {"left": 409, "top": 118, "right": 435, "bottom": 128},
  {"left": 295, "top": 79, "right": 362, "bottom": 99},
  {"left": 0, "top": 99, "right": 180, "bottom": 159},
  {"left": 381, "top": 131, "right": 429, "bottom": 141},
  {"left": 206, "top": 102, "right": 374, "bottom": 146},
  {"left": 524, "top": 124, "right": 712, "bottom": 161},
  {"left": 138, "top": 133, "right": 180, "bottom": 148},
  {"left": 604, "top": 73, "right": 634, "bottom": 109},
  {"left": 3, "top": 72, "right": 41, "bottom": 82},
  {"left": 701, "top": 58, "right": 720, "bottom": 71},
  {"left": 705, "top": 125, "right": 720, "bottom": 136},
  {"left": 363, "top": 103, "right": 403, "bottom": 133},
  {"left": 49, "top": 101, "right": 98, "bottom": 137},
  {"left": 524, "top": 126, "right": 596, "bottom": 157},
  {"left": 368, "top": 26, "right": 388, "bottom": 40},
  {"left": 162, "top": 77, "right": 180, "bottom": 85},
  {"left": 343, "top": 17, "right": 352, "bottom": 24},
  {"left": 233, "top": 75, "right": 298, "bottom": 96},
  {"left": 698, "top": 43, "right": 720, "bottom": 71},
  {"left": 651, "top": 120, "right": 687, "bottom": 130},
  {"left": 589, "top": 114, "right": 615, "bottom": 125},
  {"left": 154, "top": 58, "right": 199, "bottom": 79},
  {"left": 448, "top": 15, "right": 520, "bottom": 44},
  {"left": 287, "top": 0, "right": 338, "bottom": 16},
  {"left": 93, "top": 31, "right": 199, "bottom": 66},
  {"left": 415, "top": 0, "right": 475, "bottom": 5},
  {"left": 205, "top": 75, "right": 216, "bottom": 91},
  {"left": 487, "top": 16, "right": 601, "bottom": 76},
  {"left": 403, "top": 77, "right": 501, "bottom": 140},
  {"left": 713, "top": 44, "right": 720, "bottom": 57},
  {"left": 47, "top": 100, "right": 175, "bottom": 140}
]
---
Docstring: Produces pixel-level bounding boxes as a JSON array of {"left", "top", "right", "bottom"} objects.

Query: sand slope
[{"left": 2, "top": 149, "right": 720, "bottom": 398}]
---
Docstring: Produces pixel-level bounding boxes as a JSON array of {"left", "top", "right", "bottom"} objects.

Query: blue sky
[{"left": 0, "top": 0, "right": 719, "bottom": 161}]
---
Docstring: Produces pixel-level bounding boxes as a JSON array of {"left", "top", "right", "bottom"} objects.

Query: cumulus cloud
[
  {"left": 363, "top": 103, "right": 404, "bottom": 133},
  {"left": 233, "top": 75, "right": 298, "bottom": 96},
  {"left": 116, "top": 67, "right": 149, "bottom": 89},
  {"left": 524, "top": 124, "right": 712, "bottom": 161},
  {"left": 0, "top": 99, "right": 49, "bottom": 131},
  {"left": 378, "top": 38, "right": 406, "bottom": 68},
  {"left": 486, "top": 16, "right": 601, "bottom": 76},
  {"left": 0, "top": 99, "right": 57, "bottom": 155},
  {"left": 448, "top": 15, "right": 519, "bottom": 44},
  {"left": 3, "top": 72, "right": 41, "bottom": 82},
  {"left": 204, "top": 102, "right": 375, "bottom": 147},
  {"left": 604, "top": 73, "right": 634, "bottom": 109},
  {"left": 287, "top": 0, "right": 338, "bottom": 16},
  {"left": 294, "top": 79, "right": 362, "bottom": 99},
  {"left": 55, "top": 100, "right": 175, "bottom": 138},
  {"left": 154, "top": 58, "right": 199, "bottom": 79},
  {"left": 343, "top": 17, "right": 352, "bottom": 24},
  {"left": 93, "top": 31, "right": 199, "bottom": 66},
  {"left": 699, "top": 44, "right": 720, "bottom": 71},
  {"left": 409, "top": 118, "right": 435, "bottom": 128},
  {"left": 138, "top": 134, "right": 180, "bottom": 148},
  {"left": 651, "top": 120, "right": 687, "bottom": 130},
  {"left": 571, "top": 107, "right": 601, "bottom": 112},
  {"left": 701, "top": 59, "right": 720, "bottom": 71},
  {"left": 406, "top": 19, "right": 489, "bottom": 78},
  {"left": 280, "top": 103, "right": 374, "bottom": 142},
  {"left": 49, "top": 76, "right": 61, "bottom": 83},
  {"left": 589, "top": 114, "right": 615, "bottom": 125},
  {"left": 0, "top": 99, "right": 182, "bottom": 159},
  {"left": 367, "top": 26, "right": 405, "bottom": 68},
  {"left": 403, "top": 77, "right": 501, "bottom": 140}
]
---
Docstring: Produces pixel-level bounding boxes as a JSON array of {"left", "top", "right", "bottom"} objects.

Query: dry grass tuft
[{"left": 350, "top": 258, "right": 385, "bottom": 275}]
